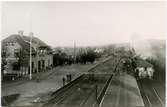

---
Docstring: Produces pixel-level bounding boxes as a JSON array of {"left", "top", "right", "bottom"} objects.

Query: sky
[{"left": 2, "top": 2, "right": 166, "bottom": 47}]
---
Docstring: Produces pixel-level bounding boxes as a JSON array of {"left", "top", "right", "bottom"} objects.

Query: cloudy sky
[{"left": 2, "top": 2, "right": 166, "bottom": 47}]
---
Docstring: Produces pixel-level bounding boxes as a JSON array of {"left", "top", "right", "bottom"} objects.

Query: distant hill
[
  {"left": 52, "top": 42, "right": 133, "bottom": 57},
  {"left": 53, "top": 39, "right": 165, "bottom": 64}
]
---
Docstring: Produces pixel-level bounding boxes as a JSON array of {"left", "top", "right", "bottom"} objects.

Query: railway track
[
  {"left": 2, "top": 57, "right": 112, "bottom": 89},
  {"left": 152, "top": 87, "right": 165, "bottom": 107},
  {"left": 44, "top": 74, "right": 112, "bottom": 107},
  {"left": 43, "top": 75, "right": 85, "bottom": 106},
  {"left": 43, "top": 56, "right": 122, "bottom": 107},
  {"left": 137, "top": 79, "right": 165, "bottom": 107},
  {"left": 51, "top": 78, "right": 87, "bottom": 106}
]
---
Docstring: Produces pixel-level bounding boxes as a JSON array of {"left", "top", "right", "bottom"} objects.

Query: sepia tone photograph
[{"left": 1, "top": 1, "right": 166, "bottom": 107}]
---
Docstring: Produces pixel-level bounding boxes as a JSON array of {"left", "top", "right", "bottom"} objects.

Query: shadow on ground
[{"left": 2, "top": 93, "right": 20, "bottom": 106}]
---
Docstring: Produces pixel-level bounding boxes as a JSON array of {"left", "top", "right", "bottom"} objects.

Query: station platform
[{"left": 100, "top": 73, "right": 145, "bottom": 107}]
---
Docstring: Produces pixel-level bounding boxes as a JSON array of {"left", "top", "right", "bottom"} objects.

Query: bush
[
  {"left": 53, "top": 49, "right": 101, "bottom": 66},
  {"left": 77, "top": 49, "right": 100, "bottom": 64}
]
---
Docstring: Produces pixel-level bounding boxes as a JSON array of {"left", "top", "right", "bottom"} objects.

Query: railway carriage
[{"left": 134, "top": 59, "right": 154, "bottom": 79}]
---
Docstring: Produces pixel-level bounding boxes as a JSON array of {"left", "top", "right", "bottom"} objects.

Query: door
[{"left": 38, "top": 61, "right": 41, "bottom": 72}]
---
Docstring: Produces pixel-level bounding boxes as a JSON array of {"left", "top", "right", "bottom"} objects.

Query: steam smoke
[{"left": 130, "top": 34, "right": 157, "bottom": 59}]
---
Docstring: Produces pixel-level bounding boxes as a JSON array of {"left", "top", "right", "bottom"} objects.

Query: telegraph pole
[
  {"left": 29, "top": 33, "right": 32, "bottom": 80},
  {"left": 37, "top": 39, "right": 39, "bottom": 73},
  {"left": 74, "top": 41, "right": 76, "bottom": 63},
  {"left": 29, "top": 8, "right": 33, "bottom": 80}
]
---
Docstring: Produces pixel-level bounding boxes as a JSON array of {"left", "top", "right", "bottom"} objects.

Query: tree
[
  {"left": 53, "top": 50, "right": 69, "bottom": 66},
  {"left": 77, "top": 49, "right": 98, "bottom": 64},
  {"left": 1, "top": 50, "right": 7, "bottom": 74},
  {"left": 1, "top": 46, "right": 9, "bottom": 80}
]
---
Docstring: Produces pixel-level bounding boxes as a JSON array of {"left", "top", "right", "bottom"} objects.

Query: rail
[
  {"left": 97, "top": 74, "right": 113, "bottom": 104},
  {"left": 137, "top": 80, "right": 152, "bottom": 107},
  {"left": 88, "top": 56, "right": 113, "bottom": 72},
  {"left": 45, "top": 56, "right": 120, "bottom": 107},
  {"left": 94, "top": 57, "right": 124, "bottom": 106},
  {"left": 52, "top": 75, "right": 85, "bottom": 96},
  {"left": 43, "top": 74, "right": 85, "bottom": 106}
]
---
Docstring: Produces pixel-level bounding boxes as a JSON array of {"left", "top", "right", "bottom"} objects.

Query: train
[
  {"left": 134, "top": 59, "right": 154, "bottom": 79},
  {"left": 135, "top": 67, "right": 154, "bottom": 79}
]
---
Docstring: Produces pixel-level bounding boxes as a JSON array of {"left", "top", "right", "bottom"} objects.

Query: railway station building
[{"left": 2, "top": 31, "right": 53, "bottom": 79}]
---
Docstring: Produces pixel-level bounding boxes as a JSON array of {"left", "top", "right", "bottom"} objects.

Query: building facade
[{"left": 2, "top": 31, "right": 53, "bottom": 77}]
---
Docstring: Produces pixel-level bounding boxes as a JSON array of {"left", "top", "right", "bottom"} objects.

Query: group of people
[{"left": 62, "top": 74, "right": 72, "bottom": 86}]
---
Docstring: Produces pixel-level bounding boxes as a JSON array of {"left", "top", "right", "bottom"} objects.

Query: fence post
[{"left": 95, "top": 85, "right": 98, "bottom": 103}]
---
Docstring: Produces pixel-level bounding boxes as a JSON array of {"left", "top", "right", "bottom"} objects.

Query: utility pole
[
  {"left": 29, "top": 32, "right": 32, "bottom": 80},
  {"left": 37, "top": 39, "right": 39, "bottom": 73},
  {"left": 74, "top": 41, "right": 76, "bottom": 63},
  {"left": 29, "top": 8, "right": 33, "bottom": 80}
]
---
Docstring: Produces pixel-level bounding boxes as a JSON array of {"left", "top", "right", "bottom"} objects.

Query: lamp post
[
  {"left": 74, "top": 41, "right": 76, "bottom": 63},
  {"left": 29, "top": 32, "right": 33, "bottom": 80},
  {"left": 37, "top": 40, "right": 39, "bottom": 73},
  {"left": 28, "top": 7, "right": 33, "bottom": 80}
]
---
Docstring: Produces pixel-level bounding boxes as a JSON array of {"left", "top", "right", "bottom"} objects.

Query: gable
[{"left": 2, "top": 34, "right": 35, "bottom": 53}]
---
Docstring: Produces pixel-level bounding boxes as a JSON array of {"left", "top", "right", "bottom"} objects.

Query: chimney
[{"left": 18, "top": 30, "right": 24, "bottom": 36}]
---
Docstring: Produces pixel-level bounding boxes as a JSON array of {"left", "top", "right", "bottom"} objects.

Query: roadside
[
  {"left": 2, "top": 56, "right": 108, "bottom": 88},
  {"left": 2, "top": 57, "right": 107, "bottom": 106}
]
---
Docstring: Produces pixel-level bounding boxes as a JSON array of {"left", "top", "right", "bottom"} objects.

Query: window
[
  {"left": 48, "top": 59, "right": 50, "bottom": 66},
  {"left": 12, "top": 62, "right": 20, "bottom": 70},
  {"left": 5, "top": 42, "right": 8, "bottom": 46},
  {"left": 11, "top": 42, "right": 14, "bottom": 46},
  {"left": 6, "top": 42, "right": 9, "bottom": 46},
  {"left": 42, "top": 60, "right": 45, "bottom": 68},
  {"left": 2, "top": 51, "right": 6, "bottom": 57},
  {"left": 32, "top": 62, "right": 34, "bottom": 69},
  {"left": 14, "top": 49, "right": 20, "bottom": 57},
  {"left": 144, "top": 67, "right": 147, "bottom": 71}
]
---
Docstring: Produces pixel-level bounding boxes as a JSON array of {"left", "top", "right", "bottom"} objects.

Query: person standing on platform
[
  {"left": 69, "top": 74, "right": 72, "bottom": 82},
  {"left": 62, "top": 77, "right": 65, "bottom": 86}
]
